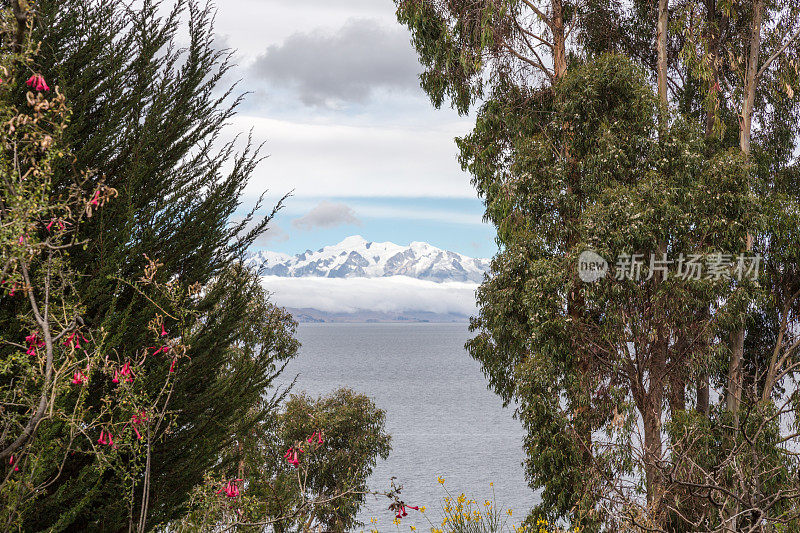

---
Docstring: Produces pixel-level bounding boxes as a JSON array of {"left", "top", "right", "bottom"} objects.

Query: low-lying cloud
[
  {"left": 250, "top": 18, "right": 421, "bottom": 106},
  {"left": 261, "top": 275, "right": 478, "bottom": 315},
  {"left": 292, "top": 201, "right": 361, "bottom": 230}
]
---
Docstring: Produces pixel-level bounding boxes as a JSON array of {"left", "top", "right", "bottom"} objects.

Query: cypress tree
[{"left": 15, "top": 0, "right": 298, "bottom": 529}]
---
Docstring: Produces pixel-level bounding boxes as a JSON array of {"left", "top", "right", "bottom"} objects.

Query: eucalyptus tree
[{"left": 398, "top": 0, "right": 800, "bottom": 530}]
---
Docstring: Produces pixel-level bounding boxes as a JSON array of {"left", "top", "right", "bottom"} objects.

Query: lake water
[{"left": 277, "top": 323, "right": 535, "bottom": 531}]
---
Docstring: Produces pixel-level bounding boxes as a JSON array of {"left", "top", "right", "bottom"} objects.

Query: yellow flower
[
  {"left": 507, "top": 509, "right": 513, "bottom": 516},
  {"left": 489, "top": 482, "right": 494, "bottom": 486},
  {"left": 410, "top": 527, "right": 416, "bottom": 531},
  {"left": 438, "top": 476, "right": 445, "bottom": 484},
  {"left": 393, "top": 518, "right": 401, "bottom": 526},
  {"left": 420, "top": 506, "right": 426, "bottom": 513}
]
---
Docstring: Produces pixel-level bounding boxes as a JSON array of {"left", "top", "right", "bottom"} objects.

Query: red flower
[
  {"left": 216, "top": 479, "right": 243, "bottom": 498},
  {"left": 46, "top": 218, "right": 67, "bottom": 232},
  {"left": 112, "top": 370, "right": 120, "bottom": 383},
  {"left": 394, "top": 503, "right": 419, "bottom": 519},
  {"left": 283, "top": 446, "right": 303, "bottom": 467},
  {"left": 63, "top": 331, "right": 87, "bottom": 349},
  {"left": 97, "top": 430, "right": 107, "bottom": 445},
  {"left": 119, "top": 361, "right": 134, "bottom": 382},
  {"left": 169, "top": 358, "right": 177, "bottom": 373},
  {"left": 130, "top": 413, "right": 144, "bottom": 440},
  {"left": 161, "top": 323, "right": 168, "bottom": 337},
  {"left": 307, "top": 430, "right": 324, "bottom": 445},
  {"left": 71, "top": 370, "right": 87, "bottom": 385},
  {"left": 151, "top": 345, "right": 170, "bottom": 356},
  {"left": 25, "top": 332, "right": 45, "bottom": 356},
  {"left": 26, "top": 74, "right": 50, "bottom": 92}
]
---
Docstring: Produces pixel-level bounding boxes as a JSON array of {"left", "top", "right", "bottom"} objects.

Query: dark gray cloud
[
  {"left": 250, "top": 18, "right": 421, "bottom": 106},
  {"left": 292, "top": 201, "right": 362, "bottom": 230}
]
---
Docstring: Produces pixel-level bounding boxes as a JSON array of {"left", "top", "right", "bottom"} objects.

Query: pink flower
[
  {"left": 129, "top": 411, "right": 146, "bottom": 440},
  {"left": 393, "top": 504, "right": 418, "bottom": 519},
  {"left": 169, "top": 358, "right": 177, "bottom": 373},
  {"left": 284, "top": 446, "right": 303, "bottom": 467},
  {"left": 119, "top": 361, "right": 134, "bottom": 382},
  {"left": 161, "top": 323, "right": 168, "bottom": 337},
  {"left": 90, "top": 190, "right": 100, "bottom": 207},
  {"left": 71, "top": 370, "right": 87, "bottom": 385},
  {"left": 216, "top": 479, "right": 243, "bottom": 498},
  {"left": 112, "top": 370, "right": 120, "bottom": 383},
  {"left": 18, "top": 235, "right": 24, "bottom": 246},
  {"left": 97, "top": 430, "right": 107, "bottom": 445},
  {"left": 25, "top": 332, "right": 45, "bottom": 356},
  {"left": 26, "top": 74, "right": 50, "bottom": 92},
  {"left": 63, "top": 331, "right": 87, "bottom": 349},
  {"left": 9, "top": 456, "right": 18, "bottom": 472},
  {"left": 151, "top": 345, "right": 170, "bottom": 356},
  {"left": 307, "top": 430, "right": 324, "bottom": 445},
  {"left": 46, "top": 219, "right": 67, "bottom": 232}
]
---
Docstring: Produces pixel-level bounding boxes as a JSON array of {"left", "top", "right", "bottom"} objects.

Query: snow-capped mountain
[{"left": 247, "top": 235, "right": 490, "bottom": 283}]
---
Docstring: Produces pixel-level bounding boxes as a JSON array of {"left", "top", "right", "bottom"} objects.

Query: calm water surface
[{"left": 277, "top": 323, "right": 535, "bottom": 532}]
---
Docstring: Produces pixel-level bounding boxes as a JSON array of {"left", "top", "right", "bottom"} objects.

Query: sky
[{"left": 209, "top": 0, "right": 498, "bottom": 258}]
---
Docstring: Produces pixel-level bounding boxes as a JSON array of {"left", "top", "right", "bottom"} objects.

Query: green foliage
[
  {"left": 268, "top": 388, "right": 392, "bottom": 532},
  {"left": 5, "top": 0, "right": 298, "bottom": 529},
  {"left": 174, "top": 388, "right": 392, "bottom": 533},
  {"left": 399, "top": 0, "right": 800, "bottom": 526}
]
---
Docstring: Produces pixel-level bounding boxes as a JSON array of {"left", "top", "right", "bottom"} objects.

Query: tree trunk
[
  {"left": 656, "top": 0, "right": 669, "bottom": 112},
  {"left": 704, "top": 0, "right": 726, "bottom": 138},
  {"left": 643, "top": 383, "right": 665, "bottom": 513},
  {"left": 551, "top": 0, "right": 567, "bottom": 80},
  {"left": 727, "top": 0, "right": 761, "bottom": 427}
]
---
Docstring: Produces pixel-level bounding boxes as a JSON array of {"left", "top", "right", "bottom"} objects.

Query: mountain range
[{"left": 247, "top": 235, "right": 490, "bottom": 283}]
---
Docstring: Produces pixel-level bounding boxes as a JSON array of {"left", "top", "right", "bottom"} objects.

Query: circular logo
[{"left": 578, "top": 250, "right": 608, "bottom": 283}]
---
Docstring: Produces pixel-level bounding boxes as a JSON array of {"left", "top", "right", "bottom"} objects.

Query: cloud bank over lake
[{"left": 260, "top": 275, "right": 479, "bottom": 316}]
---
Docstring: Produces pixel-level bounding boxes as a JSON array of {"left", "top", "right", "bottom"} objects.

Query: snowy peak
[{"left": 247, "top": 236, "right": 490, "bottom": 283}]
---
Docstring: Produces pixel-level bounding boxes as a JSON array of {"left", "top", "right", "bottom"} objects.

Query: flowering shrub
[
  {"left": 173, "top": 388, "right": 395, "bottom": 532},
  {"left": 0, "top": 4, "right": 195, "bottom": 528},
  {"left": 398, "top": 479, "right": 575, "bottom": 533}
]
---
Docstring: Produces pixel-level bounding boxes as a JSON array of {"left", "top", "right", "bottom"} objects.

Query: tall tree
[
  {"left": 399, "top": 0, "right": 800, "bottom": 529},
  {"left": 5, "top": 0, "right": 299, "bottom": 529}
]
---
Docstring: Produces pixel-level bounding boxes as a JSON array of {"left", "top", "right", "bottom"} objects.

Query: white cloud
[
  {"left": 260, "top": 275, "right": 478, "bottom": 315},
  {"left": 292, "top": 201, "right": 362, "bottom": 230},
  {"left": 229, "top": 115, "right": 475, "bottom": 199},
  {"left": 254, "top": 223, "right": 290, "bottom": 245}
]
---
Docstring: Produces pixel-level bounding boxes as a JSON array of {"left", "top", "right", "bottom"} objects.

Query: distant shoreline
[{"left": 286, "top": 307, "right": 470, "bottom": 324}]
